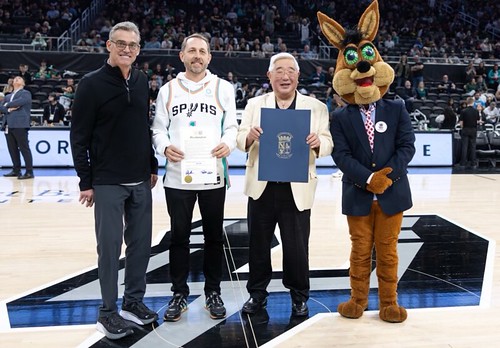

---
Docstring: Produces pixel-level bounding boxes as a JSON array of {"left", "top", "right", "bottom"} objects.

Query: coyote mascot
[{"left": 318, "top": 0, "right": 415, "bottom": 323}]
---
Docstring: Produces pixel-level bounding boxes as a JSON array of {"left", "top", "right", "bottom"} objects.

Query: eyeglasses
[
  {"left": 109, "top": 40, "right": 140, "bottom": 51},
  {"left": 273, "top": 68, "right": 298, "bottom": 77}
]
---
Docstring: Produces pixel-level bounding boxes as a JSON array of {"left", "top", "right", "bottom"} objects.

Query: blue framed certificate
[{"left": 258, "top": 108, "right": 311, "bottom": 182}]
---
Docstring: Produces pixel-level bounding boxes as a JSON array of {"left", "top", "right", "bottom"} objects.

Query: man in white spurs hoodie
[{"left": 151, "top": 33, "right": 237, "bottom": 322}]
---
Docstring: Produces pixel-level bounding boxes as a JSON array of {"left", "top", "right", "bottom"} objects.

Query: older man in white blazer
[{"left": 236, "top": 52, "right": 333, "bottom": 317}]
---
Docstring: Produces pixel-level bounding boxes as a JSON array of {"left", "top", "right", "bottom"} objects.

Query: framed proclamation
[{"left": 258, "top": 108, "right": 311, "bottom": 182}]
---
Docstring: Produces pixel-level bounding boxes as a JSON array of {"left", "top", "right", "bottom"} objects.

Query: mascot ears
[
  {"left": 317, "top": 0, "right": 379, "bottom": 50},
  {"left": 317, "top": 0, "right": 394, "bottom": 105}
]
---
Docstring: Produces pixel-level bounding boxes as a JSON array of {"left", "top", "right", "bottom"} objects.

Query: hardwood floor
[{"left": 1, "top": 170, "right": 499, "bottom": 347}]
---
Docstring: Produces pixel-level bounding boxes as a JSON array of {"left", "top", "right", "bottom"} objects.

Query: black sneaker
[
  {"left": 96, "top": 312, "right": 134, "bottom": 340},
  {"left": 120, "top": 301, "right": 158, "bottom": 325},
  {"left": 205, "top": 291, "right": 226, "bottom": 319},
  {"left": 163, "top": 293, "right": 188, "bottom": 322}
]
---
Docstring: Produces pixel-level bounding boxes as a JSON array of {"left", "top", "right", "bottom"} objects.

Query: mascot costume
[{"left": 317, "top": 0, "right": 416, "bottom": 323}]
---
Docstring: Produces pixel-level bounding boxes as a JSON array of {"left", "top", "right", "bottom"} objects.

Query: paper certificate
[
  {"left": 258, "top": 108, "right": 311, "bottom": 182},
  {"left": 180, "top": 127, "right": 217, "bottom": 185}
]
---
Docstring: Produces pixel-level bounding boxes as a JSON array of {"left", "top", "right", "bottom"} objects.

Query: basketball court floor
[{"left": 1, "top": 166, "right": 499, "bottom": 347}]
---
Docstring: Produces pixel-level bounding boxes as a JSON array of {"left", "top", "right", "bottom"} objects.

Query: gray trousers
[{"left": 93, "top": 181, "right": 152, "bottom": 317}]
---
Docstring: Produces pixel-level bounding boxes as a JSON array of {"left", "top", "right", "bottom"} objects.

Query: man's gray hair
[
  {"left": 268, "top": 52, "right": 300, "bottom": 72},
  {"left": 109, "top": 21, "right": 141, "bottom": 42}
]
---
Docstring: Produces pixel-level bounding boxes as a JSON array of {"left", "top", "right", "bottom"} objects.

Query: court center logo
[{"left": 1, "top": 215, "right": 494, "bottom": 348}]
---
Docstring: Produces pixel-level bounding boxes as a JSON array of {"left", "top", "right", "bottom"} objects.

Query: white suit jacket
[{"left": 236, "top": 91, "right": 333, "bottom": 211}]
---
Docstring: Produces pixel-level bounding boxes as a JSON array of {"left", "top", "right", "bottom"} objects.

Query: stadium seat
[
  {"left": 435, "top": 100, "right": 448, "bottom": 109},
  {"left": 31, "top": 100, "right": 41, "bottom": 109},
  {"left": 40, "top": 85, "right": 54, "bottom": 94},
  {"left": 476, "top": 131, "right": 495, "bottom": 167},
  {"left": 423, "top": 99, "right": 435, "bottom": 107},
  {"left": 33, "top": 91, "right": 48, "bottom": 101},
  {"left": 26, "top": 84, "right": 40, "bottom": 94},
  {"left": 412, "top": 100, "right": 423, "bottom": 110},
  {"left": 0, "top": 72, "right": 9, "bottom": 84}
]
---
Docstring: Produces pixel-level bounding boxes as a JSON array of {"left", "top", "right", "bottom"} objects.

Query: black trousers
[
  {"left": 4, "top": 128, "right": 33, "bottom": 172},
  {"left": 164, "top": 186, "right": 226, "bottom": 296},
  {"left": 459, "top": 127, "right": 477, "bottom": 166},
  {"left": 247, "top": 182, "right": 311, "bottom": 302}
]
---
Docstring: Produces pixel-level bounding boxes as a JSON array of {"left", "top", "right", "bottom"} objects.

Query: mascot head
[{"left": 317, "top": 0, "right": 394, "bottom": 105}]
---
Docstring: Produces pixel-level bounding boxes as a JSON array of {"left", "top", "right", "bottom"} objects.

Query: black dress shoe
[
  {"left": 242, "top": 297, "right": 267, "bottom": 314},
  {"left": 291, "top": 301, "right": 309, "bottom": 317},
  {"left": 3, "top": 170, "right": 20, "bottom": 177},
  {"left": 18, "top": 172, "right": 34, "bottom": 180}
]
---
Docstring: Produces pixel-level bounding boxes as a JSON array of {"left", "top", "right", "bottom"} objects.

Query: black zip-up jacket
[{"left": 70, "top": 63, "right": 158, "bottom": 191}]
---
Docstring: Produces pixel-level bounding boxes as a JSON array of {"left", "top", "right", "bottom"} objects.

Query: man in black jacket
[
  {"left": 458, "top": 96, "right": 480, "bottom": 168},
  {"left": 70, "top": 21, "right": 159, "bottom": 340}
]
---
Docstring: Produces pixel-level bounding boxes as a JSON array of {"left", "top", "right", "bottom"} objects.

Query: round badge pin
[
  {"left": 375, "top": 121, "right": 387, "bottom": 133},
  {"left": 184, "top": 175, "right": 193, "bottom": 183}
]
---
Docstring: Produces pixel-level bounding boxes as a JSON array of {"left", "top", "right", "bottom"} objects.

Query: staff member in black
[
  {"left": 0, "top": 76, "right": 34, "bottom": 179},
  {"left": 43, "top": 92, "right": 66, "bottom": 126},
  {"left": 70, "top": 21, "right": 159, "bottom": 340},
  {"left": 458, "top": 96, "right": 480, "bottom": 169}
]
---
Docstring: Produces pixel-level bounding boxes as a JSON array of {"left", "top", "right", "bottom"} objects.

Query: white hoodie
[{"left": 151, "top": 70, "right": 238, "bottom": 190}]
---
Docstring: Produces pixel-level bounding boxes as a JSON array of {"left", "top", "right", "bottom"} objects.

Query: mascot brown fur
[{"left": 318, "top": 0, "right": 416, "bottom": 323}]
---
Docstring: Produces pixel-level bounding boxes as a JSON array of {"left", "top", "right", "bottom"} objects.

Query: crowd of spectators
[
  {"left": 2, "top": 0, "right": 500, "bottom": 64},
  {"left": 69, "top": 0, "right": 322, "bottom": 58},
  {"left": 0, "top": 0, "right": 91, "bottom": 50},
  {"left": 0, "top": 0, "right": 499, "bottom": 59},
  {"left": 313, "top": 0, "right": 499, "bottom": 60}
]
